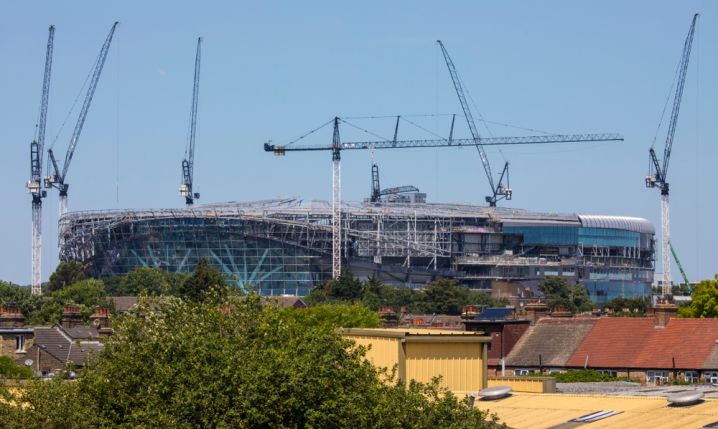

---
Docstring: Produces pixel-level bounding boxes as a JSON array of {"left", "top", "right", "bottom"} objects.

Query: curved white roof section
[{"left": 578, "top": 215, "right": 654, "bottom": 235}]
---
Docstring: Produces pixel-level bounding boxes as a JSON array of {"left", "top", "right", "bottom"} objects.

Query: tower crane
[
  {"left": 646, "top": 14, "right": 698, "bottom": 295},
  {"left": 265, "top": 117, "right": 623, "bottom": 278},
  {"left": 179, "top": 37, "right": 202, "bottom": 206},
  {"left": 26, "top": 25, "right": 54, "bottom": 295},
  {"left": 669, "top": 241, "right": 691, "bottom": 290},
  {"left": 437, "top": 40, "right": 509, "bottom": 206},
  {"left": 45, "top": 22, "right": 118, "bottom": 217}
]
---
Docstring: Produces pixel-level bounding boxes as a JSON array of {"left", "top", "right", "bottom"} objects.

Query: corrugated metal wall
[
  {"left": 405, "top": 342, "right": 485, "bottom": 392},
  {"left": 344, "top": 331, "right": 488, "bottom": 392},
  {"left": 345, "top": 334, "right": 404, "bottom": 380}
]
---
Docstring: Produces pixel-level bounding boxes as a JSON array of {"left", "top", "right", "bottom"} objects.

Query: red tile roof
[
  {"left": 565, "top": 318, "right": 655, "bottom": 368},
  {"left": 566, "top": 317, "right": 718, "bottom": 370},
  {"left": 634, "top": 318, "right": 718, "bottom": 369}
]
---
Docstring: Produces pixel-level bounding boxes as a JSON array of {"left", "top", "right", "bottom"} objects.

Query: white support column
[
  {"left": 661, "top": 193, "right": 671, "bottom": 295},
  {"left": 332, "top": 157, "right": 341, "bottom": 279},
  {"left": 31, "top": 204, "right": 42, "bottom": 295}
]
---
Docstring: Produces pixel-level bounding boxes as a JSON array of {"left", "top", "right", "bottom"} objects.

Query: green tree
[
  {"left": 27, "top": 279, "right": 112, "bottom": 325},
  {"left": 178, "top": 258, "right": 228, "bottom": 302},
  {"left": 117, "top": 267, "right": 169, "bottom": 296},
  {"left": 419, "top": 278, "right": 467, "bottom": 315},
  {"left": 538, "top": 276, "right": 593, "bottom": 313},
  {"left": 606, "top": 297, "right": 651, "bottom": 316},
  {"left": 0, "top": 281, "right": 43, "bottom": 319},
  {"left": 306, "top": 271, "right": 366, "bottom": 305},
  {"left": 279, "top": 303, "right": 381, "bottom": 329},
  {"left": 47, "top": 261, "right": 86, "bottom": 292},
  {"left": 679, "top": 275, "right": 718, "bottom": 318},
  {"left": 1, "top": 295, "right": 503, "bottom": 428}
]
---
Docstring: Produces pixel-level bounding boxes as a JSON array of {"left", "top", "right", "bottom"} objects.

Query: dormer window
[{"left": 15, "top": 335, "right": 25, "bottom": 352}]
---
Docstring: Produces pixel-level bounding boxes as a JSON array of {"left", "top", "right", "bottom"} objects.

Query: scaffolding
[{"left": 60, "top": 198, "right": 656, "bottom": 300}]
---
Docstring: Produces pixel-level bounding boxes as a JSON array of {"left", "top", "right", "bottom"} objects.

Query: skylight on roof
[{"left": 569, "top": 411, "right": 622, "bottom": 423}]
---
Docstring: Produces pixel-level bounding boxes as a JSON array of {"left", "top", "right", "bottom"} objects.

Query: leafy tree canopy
[
  {"left": 1, "top": 296, "right": 503, "bottom": 428},
  {"left": 679, "top": 275, "right": 718, "bottom": 318},
  {"left": 47, "top": 261, "right": 85, "bottom": 292},
  {"left": 307, "top": 274, "right": 505, "bottom": 315},
  {"left": 538, "top": 276, "right": 593, "bottom": 313},
  {"left": 278, "top": 303, "right": 381, "bottom": 329},
  {"left": 117, "top": 267, "right": 169, "bottom": 296},
  {"left": 178, "top": 258, "right": 229, "bottom": 303},
  {"left": 27, "top": 279, "right": 113, "bottom": 325},
  {"left": 0, "top": 281, "right": 43, "bottom": 318}
]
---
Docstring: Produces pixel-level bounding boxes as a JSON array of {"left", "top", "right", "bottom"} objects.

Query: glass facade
[
  {"left": 61, "top": 201, "right": 654, "bottom": 302},
  {"left": 86, "top": 218, "right": 328, "bottom": 296},
  {"left": 503, "top": 223, "right": 653, "bottom": 305}
]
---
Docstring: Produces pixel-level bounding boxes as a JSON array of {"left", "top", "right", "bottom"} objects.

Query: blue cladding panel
[
  {"left": 504, "top": 226, "right": 578, "bottom": 245},
  {"left": 476, "top": 307, "right": 514, "bottom": 320}
]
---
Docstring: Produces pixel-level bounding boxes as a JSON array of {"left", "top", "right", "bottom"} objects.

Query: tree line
[{"left": 0, "top": 261, "right": 504, "bottom": 428}]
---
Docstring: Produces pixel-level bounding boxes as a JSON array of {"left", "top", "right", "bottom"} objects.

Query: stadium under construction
[{"left": 60, "top": 196, "right": 655, "bottom": 305}]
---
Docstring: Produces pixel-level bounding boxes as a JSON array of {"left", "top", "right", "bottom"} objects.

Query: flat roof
[
  {"left": 339, "top": 328, "right": 491, "bottom": 343},
  {"left": 478, "top": 391, "right": 718, "bottom": 429}
]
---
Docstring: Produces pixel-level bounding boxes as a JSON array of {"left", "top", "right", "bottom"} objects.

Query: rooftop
[
  {"left": 477, "top": 391, "right": 718, "bottom": 429},
  {"left": 62, "top": 198, "right": 652, "bottom": 233}
]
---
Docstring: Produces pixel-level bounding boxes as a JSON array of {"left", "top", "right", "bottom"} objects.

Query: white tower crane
[{"left": 646, "top": 14, "right": 698, "bottom": 296}]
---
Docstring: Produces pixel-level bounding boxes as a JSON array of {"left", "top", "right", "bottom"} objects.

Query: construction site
[{"left": 24, "top": 15, "right": 701, "bottom": 303}]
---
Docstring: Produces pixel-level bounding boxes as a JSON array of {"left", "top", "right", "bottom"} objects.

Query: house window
[
  {"left": 704, "top": 371, "right": 718, "bottom": 384},
  {"left": 15, "top": 335, "right": 25, "bottom": 352},
  {"left": 684, "top": 371, "right": 699, "bottom": 383},
  {"left": 647, "top": 370, "right": 668, "bottom": 385},
  {"left": 514, "top": 369, "right": 535, "bottom": 376},
  {"left": 597, "top": 370, "right": 617, "bottom": 377}
]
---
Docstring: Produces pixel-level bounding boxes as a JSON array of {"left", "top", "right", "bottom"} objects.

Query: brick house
[{"left": 504, "top": 303, "right": 718, "bottom": 383}]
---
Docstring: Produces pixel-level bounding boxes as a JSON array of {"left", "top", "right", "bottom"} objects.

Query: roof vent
[
  {"left": 569, "top": 411, "right": 622, "bottom": 423},
  {"left": 478, "top": 385, "right": 512, "bottom": 401},
  {"left": 667, "top": 391, "right": 704, "bottom": 407}
]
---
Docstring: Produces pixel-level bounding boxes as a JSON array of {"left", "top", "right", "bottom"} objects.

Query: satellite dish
[
  {"left": 478, "top": 385, "right": 512, "bottom": 401},
  {"left": 667, "top": 391, "right": 704, "bottom": 406},
  {"left": 24, "top": 359, "right": 33, "bottom": 367}
]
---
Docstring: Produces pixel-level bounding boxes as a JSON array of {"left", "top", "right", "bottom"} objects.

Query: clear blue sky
[{"left": 1, "top": 1, "right": 716, "bottom": 285}]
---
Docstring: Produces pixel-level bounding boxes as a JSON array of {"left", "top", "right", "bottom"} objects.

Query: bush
[
  {"left": 0, "top": 357, "right": 32, "bottom": 379},
  {"left": 534, "top": 370, "right": 633, "bottom": 383}
]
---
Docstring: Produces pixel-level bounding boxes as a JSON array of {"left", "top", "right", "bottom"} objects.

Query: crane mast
[
  {"left": 437, "top": 40, "right": 510, "bottom": 206},
  {"left": 26, "top": 25, "right": 54, "bottom": 295},
  {"left": 646, "top": 14, "right": 698, "bottom": 295},
  {"left": 45, "top": 22, "right": 118, "bottom": 217},
  {"left": 370, "top": 163, "right": 381, "bottom": 203},
  {"left": 180, "top": 37, "right": 202, "bottom": 206}
]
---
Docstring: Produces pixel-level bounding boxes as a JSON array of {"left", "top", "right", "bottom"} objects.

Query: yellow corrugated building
[{"left": 339, "top": 328, "right": 490, "bottom": 394}]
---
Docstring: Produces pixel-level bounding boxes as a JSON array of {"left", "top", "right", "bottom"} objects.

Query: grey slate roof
[
  {"left": 33, "top": 326, "right": 104, "bottom": 367},
  {"left": 702, "top": 344, "right": 718, "bottom": 369},
  {"left": 505, "top": 318, "right": 598, "bottom": 367},
  {"left": 111, "top": 296, "right": 138, "bottom": 312}
]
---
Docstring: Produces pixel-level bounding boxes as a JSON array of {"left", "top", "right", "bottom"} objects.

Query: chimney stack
[
  {"left": 0, "top": 306, "right": 26, "bottom": 328},
  {"left": 524, "top": 301, "right": 549, "bottom": 325},
  {"left": 60, "top": 305, "right": 83, "bottom": 329},
  {"left": 654, "top": 301, "right": 677, "bottom": 327},
  {"left": 377, "top": 306, "right": 398, "bottom": 328},
  {"left": 462, "top": 305, "right": 479, "bottom": 320},
  {"left": 89, "top": 307, "right": 113, "bottom": 336},
  {"left": 550, "top": 305, "right": 573, "bottom": 318}
]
